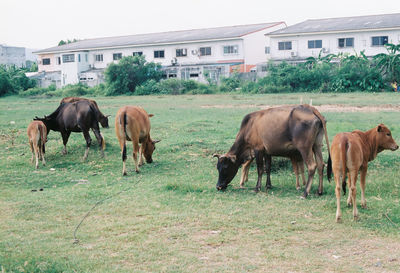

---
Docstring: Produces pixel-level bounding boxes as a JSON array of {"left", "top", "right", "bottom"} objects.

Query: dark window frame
[
  {"left": 308, "top": 40, "right": 322, "bottom": 49},
  {"left": 199, "top": 47, "right": 212, "bottom": 56},
  {"left": 154, "top": 50, "right": 165, "bottom": 58},
  {"left": 62, "top": 54, "right": 75, "bottom": 63},
  {"left": 133, "top": 51, "right": 143, "bottom": 56},
  {"left": 338, "top": 38, "right": 354, "bottom": 48},
  {"left": 371, "top": 36, "right": 388, "bottom": 46},
  {"left": 278, "top": 41, "right": 292, "bottom": 50},
  {"left": 176, "top": 48, "right": 187, "bottom": 57},
  {"left": 42, "top": 58, "right": 51, "bottom": 65},
  {"left": 113, "top": 53, "right": 122, "bottom": 60}
]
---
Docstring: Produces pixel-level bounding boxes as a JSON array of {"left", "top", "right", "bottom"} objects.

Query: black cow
[{"left": 34, "top": 100, "right": 109, "bottom": 160}]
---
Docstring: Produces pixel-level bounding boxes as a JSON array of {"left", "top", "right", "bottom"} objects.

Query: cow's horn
[
  {"left": 153, "top": 139, "right": 161, "bottom": 144},
  {"left": 148, "top": 114, "right": 154, "bottom": 118},
  {"left": 213, "top": 153, "right": 221, "bottom": 159}
]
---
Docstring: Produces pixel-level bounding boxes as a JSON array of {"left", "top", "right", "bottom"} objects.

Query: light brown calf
[
  {"left": 328, "top": 124, "right": 398, "bottom": 222},
  {"left": 27, "top": 120, "right": 47, "bottom": 169},
  {"left": 115, "top": 106, "right": 160, "bottom": 175}
]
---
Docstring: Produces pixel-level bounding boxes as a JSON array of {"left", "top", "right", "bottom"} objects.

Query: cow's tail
[
  {"left": 39, "top": 123, "right": 46, "bottom": 154},
  {"left": 120, "top": 111, "right": 128, "bottom": 162},
  {"left": 307, "top": 105, "right": 331, "bottom": 182}
]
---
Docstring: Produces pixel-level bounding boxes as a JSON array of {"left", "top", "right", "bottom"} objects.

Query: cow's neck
[
  {"left": 364, "top": 128, "right": 380, "bottom": 162},
  {"left": 228, "top": 138, "right": 252, "bottom": 166}
]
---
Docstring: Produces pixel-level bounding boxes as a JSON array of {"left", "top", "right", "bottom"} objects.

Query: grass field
[{"left": 1, "top": 93, "right": 400, "bottom": 272}]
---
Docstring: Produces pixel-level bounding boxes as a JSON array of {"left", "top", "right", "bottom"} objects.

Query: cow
[
  {"left": 60, "top": 97, "right": 109, "bottom": 128},
  {"left": 27, "top": 120, "right": 47, "bottom": 169},
  {"left": 214, "top": 104, "right": 330, "bottom": 197},
  {"left": 239, "top": 156, "right": 306, "bottom": 190},
  {"left": 34, "top": 100, "right": 109, "bottom": 160},
  {"left": 115, "top": 106, "right": 160, "bottom": 176},
  {"left": 327, "top": 124, "right": 398, "bottom": 222}
]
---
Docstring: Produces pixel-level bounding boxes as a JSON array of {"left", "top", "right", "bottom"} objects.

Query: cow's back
[{"left": 116, "top": 106, "right": 151, "bottom": 141}]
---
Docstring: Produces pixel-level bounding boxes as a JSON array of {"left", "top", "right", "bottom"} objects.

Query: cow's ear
[
  {"left": 377, "top": 125, "right": 383, "bottom": 132},
  {"left": 148, "top": 114, "right": 154, "bottom": 118},
  {"left": 152, "top": 139, "right": 161, "bottom": 144}
]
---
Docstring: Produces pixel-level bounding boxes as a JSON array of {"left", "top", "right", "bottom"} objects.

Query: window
[
  {"left": 78, "top": 54, "right": 81, "bottom": 62},
  {"left": 176, "top": 48, "right": 187, "bottom": 57},
  {"left": 133, "top": 51, "right": 143, "bottom": 56},
  {"left": 223, "top": 45, "right": 238, "bottom": 55},
  {"left": 95, "top": 54, "right": 103, "bottom": 62},
  {"left": 62, "top": 54, "right": 75, "bottom": 63},
  {"left": 42, "top": 58, "right": 50, "bottom": 65},
  {"left": 85, "top": 54, "right": 88, "bottom": 62},
  {"left": 154, "top": 50, "right": 165, "bottom": 58},
  {"left": 190, "top": 73, "right": 199, "bottom": 78},
  {"left": 113, "top": 53, "right": 122, "bottom": 60},
  {"left": 372, "top": 36, "right": 388, "bottom": 46},
  {"left": 308, "top": 40, "right": 322, "bottom": 49},
  {"left": 278, "top": 41, "right": 292, "bottom": 50},
  {"left": 265, "top": 47, "right": 270, "bottom": 54},
  {"left": 338, "top": 38, "right": 354, "bottom": 48},
  {"left": 57, "top": 57, "right": 61, "bottom": 65},
  {"left": 199, "top": 47, "right": 211, "bottom": 56}
]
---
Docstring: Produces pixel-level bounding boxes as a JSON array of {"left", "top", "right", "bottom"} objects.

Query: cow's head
[
  {"left": 144, "top": 139, "right": 161, "bottom": 163},
  {"left": 34, "top": 116, "right": 52, "bottom": 134},
  {"left": 214, "top": 153, "right": 239, "bottom": 190},
  {"left": 376, "top": 124, "right": 399, "bottom": 151},
  {"left": 99, "top": 115, "right": 110, "bottom": 128}
]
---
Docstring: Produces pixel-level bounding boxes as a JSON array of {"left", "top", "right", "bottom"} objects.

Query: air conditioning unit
[
  {"left": 171, "top": 57, "right": 178, "bottom": 65},
  {"left": 191, "top": 49, "right": 198, "bottom": 55},
  {"left": 182, "top": 49, "right": 187, "bottom": 55},
  {"left": 322, "top": 48, "right": 330, "bottom": 53},
  {"left": 290, "top": 51, "right": 298, "bottom": 57}
]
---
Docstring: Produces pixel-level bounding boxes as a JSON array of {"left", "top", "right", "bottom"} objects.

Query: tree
[
  {"left": 374, "top": 43, "right": 400, "bottom": 83},
  {"left": 58, "top": 39, "right": 79, "bottom": 46},
  {"left": 104, "top": 55, "right": 163, "bottom": 95}
]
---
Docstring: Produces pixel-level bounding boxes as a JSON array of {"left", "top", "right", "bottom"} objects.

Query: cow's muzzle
[{"left": 391, "top": 145, "right": 399, "bottom": 151}]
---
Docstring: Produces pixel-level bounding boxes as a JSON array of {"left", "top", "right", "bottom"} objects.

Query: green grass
[{"left": 1, "top": 93, "right": 400, "bottom": 272}]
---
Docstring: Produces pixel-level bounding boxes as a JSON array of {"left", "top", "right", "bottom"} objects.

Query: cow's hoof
[
  {"left": 361, "top": 203, "right": 367, "bottom": 209},
  {"left": 336, "top": 216, "right": 342, "bottom": 223},
  {"left": 122, "top": 172, "right": 127, "bottom": 176},
  {"left": 266, "top": 185, "right": 272, "bottom": 189},
  {"left": 347, "top": 202, "right": 352, "bottom": 207},
  {"left": 135, "top": 170, "right": 140, "bottom": 174},
  {"left": 254, "top": 188, "right": 260, "bottom": 193},
  {"left": 296, "top": 186, "right": 301, "bottom": 191},
  {"left": 317, "top": 191, "right": 323, "bottom": 196},
  {"left": 302, "top": 192, "right": 308, "bottom": 198},
  {"left": 353, "top": 215, "right": 359, "bottom": 221}
]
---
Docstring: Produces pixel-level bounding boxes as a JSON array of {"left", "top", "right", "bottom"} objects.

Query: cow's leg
[
  {"left": 40, "top": 141, "right": 46, "bottom": 166},
  {"left": 348, "top": 169, "right": 359, "bottom": 220},
  {"left": 265, "top": 154, "right": 272, "bottom": 189},
  {"left": 82, "top": 130, "right": 92, "bottom": 160},
  {"left": 291, "top": 157, "right": 301, "bottom": 190},
  {"left": 117, "top": 134, "right": 127, "bottom": 176},
  {"left": 138, "top": 142, "right": 145, "bottom": 166},
  {"left": 61, "top": 131, "right": 71, "bottom": 155},
  {"left": 346, "top": 172, "right": 352, "bottom": 206},
  {"left": 32, "top": 141, "right": 39, "bottom": 169},
  {"left": 360, "top": 166, "right": 368, "bottom": 209},
  {"left": 92, "top": 127, "right": 104, "bottom": 158},
  {"left": 301, "top": 149, "right": 317, "bottom": 198},
  {"left": 132, "top": 140, "right": 140, "bottom": 173},
  {"left": 240, "top": 159, "right": 253, "bottom": 188},
  {"left": 313, "top": 143, "right": 325, "bottom": 195},
  {"left": 334, "top": 170, "right": 342, "bottom": 223},
  {"left": 254, "top": 150, "right": 264, "bottom": 192},
  {"left": 29, "top": 140, "right": 34, "bottom": 163},
  {"left": 299, "top": 160, "right": 306, "bottom": 186}
]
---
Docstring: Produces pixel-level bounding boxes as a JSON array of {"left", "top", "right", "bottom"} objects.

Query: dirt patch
[{"left": 201, "top": 104, "right": 400, "bottom": 112}]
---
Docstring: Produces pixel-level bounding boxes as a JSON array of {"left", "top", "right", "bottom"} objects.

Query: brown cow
[
  {"left": 27, "top": 120, "right": 47, "bottom": 169},
  {"left": 115, "top": 106, "right": 160, "bottom": 175},
  {"left": 239, "top": 156, "right": 306, "bottom": 190},
  {"left": 327, "top": 124, "right": 398, "bottom": 222},
  {"left": 215, "top": 104, "right": 330, "bottom": 197}
]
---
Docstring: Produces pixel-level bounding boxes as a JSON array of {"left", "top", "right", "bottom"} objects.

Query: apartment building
[
  {"left": 267, "top": 13, "right": 400, "bottom": 62},
  {"left": 34, "top": 22, "right": 286, "bottom": 87}
]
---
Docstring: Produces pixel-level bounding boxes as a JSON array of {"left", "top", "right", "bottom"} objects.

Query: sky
[{"left": 1, "top": 0, "right": 400, "bottom": 50}]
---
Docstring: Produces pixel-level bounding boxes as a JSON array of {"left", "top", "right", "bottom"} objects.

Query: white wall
[{"left": 269, "top": 29, "right": 400, "bottom": 60}]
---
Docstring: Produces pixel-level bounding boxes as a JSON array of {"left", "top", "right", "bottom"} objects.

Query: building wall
[
  {"left": 269, "top": 29, "right": 400, "bottom": 60},
  {"left": 38, "top": 53, "right": 60, "bottom": 72},
  {"left": 0, "top": 45, "right": 26, "bottom": 67}
]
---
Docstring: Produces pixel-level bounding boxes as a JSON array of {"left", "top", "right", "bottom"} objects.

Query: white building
[
  {"left": 267, "top": 13, "right": 400, "bottom": 62},
  {"left": 34, "top": 22, "right": 286, "bottom": 87},
  {"left": 0, "top": 44, "right": 26, "bottom": 67}
]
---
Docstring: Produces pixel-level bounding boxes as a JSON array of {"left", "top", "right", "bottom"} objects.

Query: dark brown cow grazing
[
  {"left": 115, "top": 106, "right": 160, "bottom": 175},
  {"left": 214, "top": 104, "right": 330, "bottom": 197},
  {"left": 34, "top": 100, "right": 109, "bottom": 160},
  {"left": 327, "top": 124, "right": 398, "bottom": 222},
  {"left": 239, "top": 156, "right": 306, "bottom": 190},
  {"left": 27, "top": 120, "right": 47, "bottom": 169}
]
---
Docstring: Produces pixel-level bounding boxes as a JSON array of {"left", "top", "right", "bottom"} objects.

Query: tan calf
[
  {"left": 328, "top": 124, "right": 398, "bottom": 222},
  {"left": 27, "top": 121, "right": 47, "bottom": 169},
  {"left": 115, "top": 106, "right": 160, "bottom": 175}
]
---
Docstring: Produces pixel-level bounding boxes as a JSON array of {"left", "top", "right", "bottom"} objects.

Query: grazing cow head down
[
  {"left": 99, "top": 115, "right": 110, "bottom": 129},
  {"left": 376, "top": 124, "right": 399, "bottom": 151},
  {"left": 214, "top": 154, "right": 239, "bottom": 190},
  {"left": 144, "top": 139, "right": 160, "bottom": 163}
]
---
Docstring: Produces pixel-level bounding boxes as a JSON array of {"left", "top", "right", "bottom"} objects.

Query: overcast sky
[{"left": 1, "top": 0, "right": 400, "bottom": 49}]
